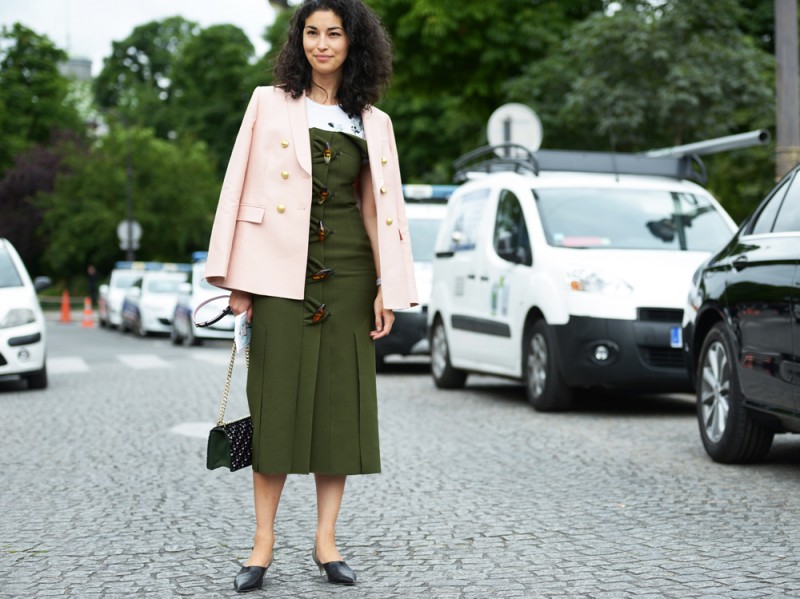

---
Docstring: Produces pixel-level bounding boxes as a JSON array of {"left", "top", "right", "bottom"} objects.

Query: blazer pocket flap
[{"left": 237, "top": 204, "right": 265, "bottom": 223}]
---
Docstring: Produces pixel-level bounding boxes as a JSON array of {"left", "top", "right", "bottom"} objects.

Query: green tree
[
  {"left": 93, "top": 17, "right": 199, "bottom": 138},
  {"left": 171, "top": 24, "right": 258, "bottom": 173},
  {"left": 37, "top": 126, "right": 219, "bottom": 282},
  {"left": 504, "top": 0, "right": 775, "bottom": 221},
  {"left": 0, "top": 23, "right": 82, "bottom": 176},
  {"left": 366, "top": 0, "right": 603, "bottom": 181}
]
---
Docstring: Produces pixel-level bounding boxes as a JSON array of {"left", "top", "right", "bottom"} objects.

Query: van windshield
[
  {"left": 0, "top": 246, "right": 23, "bottom": 288},
  {"left": 534, "top": 188, "right": 733, "bottom": 251}
]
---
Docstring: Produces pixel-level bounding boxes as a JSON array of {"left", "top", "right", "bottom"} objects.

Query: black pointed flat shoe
[
  {"left": 234, "top": 562, "right": 271, "bottom": 593},
  {"left": 312, "top": 547, "right": 356, "bottom": 585}
]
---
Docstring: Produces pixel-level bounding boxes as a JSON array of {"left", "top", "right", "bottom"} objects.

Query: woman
[{"left": 204, "top": 0, "right": 417, "bottom": 592}]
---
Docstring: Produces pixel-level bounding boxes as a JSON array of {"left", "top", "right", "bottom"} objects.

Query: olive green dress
[{"left": 246, "top": 128, "right": 380, "bottom": 475}]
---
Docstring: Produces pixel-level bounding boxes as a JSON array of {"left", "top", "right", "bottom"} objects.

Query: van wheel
[
  {"left": 431, "top": 318, "right": 467, "bottom": 389},
  {"left": 524, "top": 320, "right": 572, "bottom": 411},
  {"left": 27, "top": 364, "right": 48, "bottom": 390},
  {"left": 696, "top": 322, "right": 773, "bottom": 463}
]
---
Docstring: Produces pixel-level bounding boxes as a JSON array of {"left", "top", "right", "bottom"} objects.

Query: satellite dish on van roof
[{"left": 487, "top": 103, "right": 543, "bottom": 154}]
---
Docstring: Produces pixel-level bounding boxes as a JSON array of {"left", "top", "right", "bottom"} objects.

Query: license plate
[{"left": 670, "top": 326, "right": 682, "bottom": 349}]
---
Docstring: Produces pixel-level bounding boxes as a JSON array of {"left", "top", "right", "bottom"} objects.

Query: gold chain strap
[{"left": 216, "top": 343, "right": 250, "bottom": 426}]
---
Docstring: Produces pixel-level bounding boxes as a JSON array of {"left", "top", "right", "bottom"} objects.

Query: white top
[{"left": 306, "top": 97, "right": 365, "bottom": 139}]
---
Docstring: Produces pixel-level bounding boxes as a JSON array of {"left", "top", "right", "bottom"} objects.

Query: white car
[
  {"left": 98, "top": 263, "right": 145, "bottom": 328},
  {"left": 428, "top": 150, "right": 737, "bottom": 411},
  {"left": 120, "top": 266, "right": 190, "bottom": 336},
  {"left": 0, "top": 238, "right": 51, "bottom": 389},
  {"left": 171, "top": 252, "right": 235, "bottom": 346},
  {"left": 375, "top": 185, "right": 454, "bottom": 368}
]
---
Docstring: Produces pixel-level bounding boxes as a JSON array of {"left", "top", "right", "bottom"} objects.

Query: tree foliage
[
  {"left": 94, "top": 17, "right": 200, "bottom": 138},
  {"left": 364, "top": 0, "right": 603, "bottom": 181},
  {"left": 0, "top": 23, "right": 83, "bottom": 176},
  {"left": 171, "top": 25, "right": 258, "bottom": 173},
  {"left": 37, "top": 127, "right": 219, "bottom": 282}
]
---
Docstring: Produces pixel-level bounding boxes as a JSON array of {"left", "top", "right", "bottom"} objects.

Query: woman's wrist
[{"left": 376, "top": 277, "right": 382, "bottom": 287}]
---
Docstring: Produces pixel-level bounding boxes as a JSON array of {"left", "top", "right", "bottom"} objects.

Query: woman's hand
[
  {"left": 370, "top": 287, "right": 394, "bottom": 340},
  {"left": 229, "top": 289, "right": 254, "bottom": 322}
]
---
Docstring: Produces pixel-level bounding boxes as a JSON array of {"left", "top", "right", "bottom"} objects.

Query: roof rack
[
  {"left": 453, "top": 144, "right": 539, "bottom": 183},
  {"left": 452, "top": 129, "right": 772, "bottom": 186},
  {"left": 453, "top": 144, "right": 706, "bottom": 184}
]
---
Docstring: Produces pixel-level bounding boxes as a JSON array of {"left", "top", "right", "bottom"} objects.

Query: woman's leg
[
  {"left": 246, "top": 472, "right": 287, "bottom": 567},
  {"left": 314, "top": 474, "right": 347, "bottom": 562}
]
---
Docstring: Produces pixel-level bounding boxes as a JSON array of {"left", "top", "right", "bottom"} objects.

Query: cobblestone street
[{"left": 1, "top": 325, "right": 800, "bottom": 598}]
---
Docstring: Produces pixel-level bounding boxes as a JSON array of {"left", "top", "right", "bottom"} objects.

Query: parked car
[
  {"left": 0, "top": 238, "right": 51, "bottom": 389},
  {"left": 120, "top": 264, "right": 190, "bottom": 336},
  {"left": 171, "top": 252, "right": 235, "bottom": 346},
  {"left": 428, "top": 148, "right": 737, "bottom": 411},
  {"left": 98, "top": 263, "right": 146, "bottom": 328},
  {"left": 375, "top": 185, "right": 455, "bottom": 369},
  {"left": 683, "top": 165, "right": 800, "bottom": 463}
]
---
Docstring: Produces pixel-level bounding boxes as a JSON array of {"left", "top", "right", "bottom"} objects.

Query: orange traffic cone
[
  {"left": 81, "top": 296, "right": 95, "bottom": 328},
  {"left": 59, "top": 290, "right": 72, "bottom": 324}
]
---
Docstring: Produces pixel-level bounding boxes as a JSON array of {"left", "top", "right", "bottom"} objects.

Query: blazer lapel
[{"left": 286, "top": 92, "right": 312, "bottom": 176}]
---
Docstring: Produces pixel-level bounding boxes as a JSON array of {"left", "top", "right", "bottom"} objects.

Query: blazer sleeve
[{"left": 204, "top": 87, "right": 261, "bottom": 286}]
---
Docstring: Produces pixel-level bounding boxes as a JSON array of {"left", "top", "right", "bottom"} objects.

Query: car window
[
  {"left": 771, "top": 175, "right": 800, "bottom": 233},
  {"left": 112, "top": 272, "right": 143, "bottom": 288},
  {"left": 442, "top": 188, "right": 490, "bottom": 252},
  {"left": 493, "top": 190, "right": 532, "bottom": 265},
  {"left": 146, "top": 278, "right": 184, "bottom": 293},
  {"left": 408, "top": 217, "right": 442, "bottom": 262},
  {"left": 534, "top": 187, "right": 732, "bottom": 251},
  {"left": 0, "top": 246, "right": 23, "bottom": 288},
  {"left": 750, "top": 176, "right": 791, "bottom": 235}
]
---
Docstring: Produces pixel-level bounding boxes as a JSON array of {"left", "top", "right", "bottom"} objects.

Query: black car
[{"left": 683, "top": 165, "right": 800, "bottom": 463}]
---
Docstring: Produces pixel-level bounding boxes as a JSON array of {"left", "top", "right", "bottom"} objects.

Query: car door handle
[
  {"left": 479, "top": 275, "right": 489, "bottom": 281},
  {"left": 733, "top": 256, "right": 749, "bottom": 271},
  {"left": 467, "top": 274, "right": 476, "bottom": 280}
]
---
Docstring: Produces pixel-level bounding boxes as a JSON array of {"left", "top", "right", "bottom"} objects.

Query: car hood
[{"left": 559, "top": 248, "right": 713, "bottom": 309}]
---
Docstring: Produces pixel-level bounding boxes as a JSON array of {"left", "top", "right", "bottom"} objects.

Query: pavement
[{"left": 1, "top": 323, "right": 800, "bottom": 598}]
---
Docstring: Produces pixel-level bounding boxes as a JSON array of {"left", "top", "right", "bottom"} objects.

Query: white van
[
  {"left": 428, "top": 150, "right": 737, "bottom": 411},
  {"left": 0, "top": 238, "right": 51, "bottom": 389}
]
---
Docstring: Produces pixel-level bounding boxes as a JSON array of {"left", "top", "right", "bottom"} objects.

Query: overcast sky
[{"left": 0, "top": 0, "right": 279, "bottom": 74}]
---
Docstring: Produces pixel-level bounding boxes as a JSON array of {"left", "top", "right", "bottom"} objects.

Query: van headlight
[
  {"left": 567, "top": 269, "right": 633, "bottom": 297},
  {"left": 0, "top": 308, "right": 36, "bottom": 328}
]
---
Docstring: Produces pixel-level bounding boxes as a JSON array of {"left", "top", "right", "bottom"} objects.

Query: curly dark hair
[{"left": 274, "top": 0, "right": 393, "bottom": 116}]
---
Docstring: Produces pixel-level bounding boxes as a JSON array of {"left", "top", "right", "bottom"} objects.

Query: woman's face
[{"left": 303, "top": 10, "right": 350, "bottom": 78}]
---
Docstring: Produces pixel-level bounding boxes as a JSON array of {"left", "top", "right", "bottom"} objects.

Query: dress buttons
[
  {"left": 379, "top": 186, "right": 387, "bottom": 194},
  {"left": 385, "top": 217, "right": 393, "bottom": 226},
  {"left": 281, "top": 140, "right": 289, "bottom": 148},
  {"left": 281, "top": 171, "right": 289, "bottom": 179},
  {"left": 277, "top": 204, "right": 286, "bottom": 214},
  {"left": 381, "top": 157, "right": 388, "bottom": 165}
]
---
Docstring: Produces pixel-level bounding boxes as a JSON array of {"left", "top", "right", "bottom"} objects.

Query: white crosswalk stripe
[
  {"left": 47, "top": 357, "right": 90, "bottom": 374},
  {"left": 117, "top": 354, "right": 174, "bottom": 369},
  {"left": 190, "top": 352, "right": 231, "bottom": 367}
]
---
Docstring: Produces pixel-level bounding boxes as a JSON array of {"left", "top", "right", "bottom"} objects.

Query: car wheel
[
  {"left": 375, "top": 352, "right": 386, "bottom": 373},
  {"left": 524, "top": 320, "right": 573, "bottom": 412},
  {"left": 430, "top": 318, "right": 467, "bottom": 389},
  {"left": 184, "top": 323, "right": 202, "bottom": 347},
  {"left": 696, "top": 322, "right": 773, "bottom": 463},
  {"left": 136, "top": 315, "right": 148, "bottom": 337},
  {"left": 27, "top": 364, "right": 48, "bottom": 390}
]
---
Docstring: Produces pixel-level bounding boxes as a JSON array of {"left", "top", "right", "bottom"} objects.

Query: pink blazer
[{"left": 204, "top": 86, "right": 418, "bottom": 310}]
